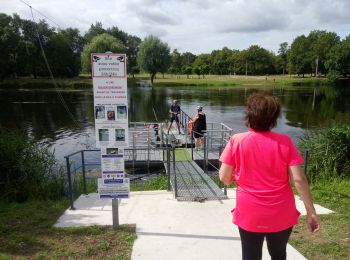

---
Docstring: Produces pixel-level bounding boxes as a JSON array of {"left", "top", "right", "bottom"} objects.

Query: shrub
[
  {"left": 0, "top": 128, "right": 65, "bottom": 202},
  {"left": 299, "top": 124, "right": 350, "bottom": 181}
]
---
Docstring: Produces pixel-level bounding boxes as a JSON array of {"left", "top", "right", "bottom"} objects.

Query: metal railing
[{"left": 64, "top": 145, "right": 178, "bottom": 210}]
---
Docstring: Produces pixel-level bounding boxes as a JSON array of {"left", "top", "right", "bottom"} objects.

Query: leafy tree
[
  {"left": 278, "top": 42, "right": 289, "bottom": 75},
  {"left": 168, "top": 49, "right": 182, "bottom": 75},
  {"left": 325, "top": 36, "right": 350, "bottom": 78},
  {"left": 20, "top": 18, "right": 55, "bottom": 77},
  {"left": 243, "top": 45, "right": 276, "bottom": 75},
  {"left": 181, "top": 52, "right": 196, "bottom": 66},
  {"left": 125, "top": 35, "right": 141, "bottom": 77},
  {"left": 308, "top": 30, "right": 340, "bottom": 76},
  {"left": 81, "top": 33, "right": 126, "bottom": 74},
  {"left": 0, "top": 13, "right": 21, "bottom": 78},
  {"left": 60, "top": 28, "right": 85, "bottom": 54},
  {"left": 193, "top": 65, "right": 201, "bottom": 79},
  {"left": 210, "top": 47, "right": 233, "bottom": 75},
  {"left": 229, "top": 50, "right": 244, "bottom": 75},
  {"left": 182, "top": 65, "right": 192, "bottom": 79},
  {"left": 45, "top": 32, "right": 80, "bottom": 77},
  {"left": 84, "top": 22, "right": 105, "bottom": 42},
  {"left": 288, "top": 35, "right": 312, "bottom": 77},
  {"left": 137, "top": 35, "right": 171, "bottom": 84},
  {"left": 193, "top": 54, "right": 211, "bottom": 78}
]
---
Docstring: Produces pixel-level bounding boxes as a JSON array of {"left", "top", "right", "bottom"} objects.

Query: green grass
[
  {"left": 131, "top": 175, "right": 168, "bottom": 191},
  {"left": 0, "top": 200, "right": 136, "bottom": 259},
  {"left": 175, "top": 148, "right": 192, "bottom": 161},
  {"left": 289, "top": 178, "right": 350, "bottom": 260},
  {"left": 146, "top": 74, "right": 331, "bottom": 88},
  {"left": 0, "top": 74, "right": 331, "bottom": 90},
  {"left": 0, "top": 76, "right": 138, "bottom": 89}
]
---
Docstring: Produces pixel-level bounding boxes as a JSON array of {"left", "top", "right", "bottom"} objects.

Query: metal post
[
  {"left": 112, "top": 198, "right": 119, "bottom": 229},
  {"left": 65, "top": 156, "right": 75, "bottom": 210},
  {"left": 304, "top": 150, "right": 309, "bottom": 175},
  {"left": 173, "top": 146, "right": 177, "bottom": 198},
  {"left": 204, "top": 134, "right": 208, "bottom": 174},
  {"left": 81, "top": 150, "right": 87, "bottom": 195},
  {"left": 167, "top": 147, "right": 170, "bottom": 191},
  {"left": 133, "top": 133, "right": 136, "bottom": 168},
  {"left": 147, "top": 130, "right": 150, "bottom": 169},
  {"left": 191, "top": 131, "right": 194, "bottom": 160}
]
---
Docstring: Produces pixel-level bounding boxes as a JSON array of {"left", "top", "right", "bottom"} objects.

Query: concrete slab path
[{"left": 55, "top": 189, "right": 333, "bottom": 260}]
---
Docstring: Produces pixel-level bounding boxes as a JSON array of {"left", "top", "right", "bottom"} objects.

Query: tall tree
[
  {"left": 0, "top": 13, "right": 22, "bottom": 78},
  {"left": 84, "top": 22, "right": 105, "bottom": 43},
  {"left": 308, "top": 30, "right": 340, "bottom": 76},
  {"left": 45, "top": 32, "right": 80, "bottom": 77},
  {"left": 288, "top": 35, "right": 311, "bottom": 77},
  {"left": 181, "top": 52, "right": 196, "bottom": 66},
  {"left": 81, "top": 33, "right": 126, "bottom": 74},
  {"left": 169, "top": 49, "right": 182, "bottom": 75},
  {"left": 125, "top": 35, "right": 141, "bottom": 77},
  {"left": 137, "top": 35, "right": 171, "bottom": 84},
  {"left": 243, "top": 45, "right": 276, "bottom": 75},
  {"left": 210, "top": 47, "right": 233, "bottom": 75},
  {"left": 325, "top": 35, "right": 350, "bottom": 77},
  {"left": 278, "top": 42, "right": 289, "bottom": 75},
  {"left": 193, "top": 54, "right": 211, "bottom": 78}
]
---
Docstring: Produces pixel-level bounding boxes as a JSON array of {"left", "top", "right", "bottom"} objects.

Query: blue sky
[{"left": 2, "top": 0, "right": 350, "bottom": 54}]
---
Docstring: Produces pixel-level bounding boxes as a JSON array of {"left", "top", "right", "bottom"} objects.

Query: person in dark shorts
[
  {"left": 167, "top": 100, "right": 181, "bottom": 134},
  {"left": 192, "top": 105, "right": 206, "bottom": 149}
]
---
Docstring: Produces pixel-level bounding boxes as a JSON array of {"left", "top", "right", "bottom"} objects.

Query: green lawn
[
  {"left": 0, "top": 74, "right": 330, "bottom": 90},
  {"left": 289, "top": 178, "right": 350, "bottom": 260},
  {"left": 145, "top": 74, "right": 330, "bottom": 88},
  {"left": 0, "top": 200, "right": 136, "bottom": 259},
  {"left": 0, "top": 173, "right": 348, "bottom": 259}
]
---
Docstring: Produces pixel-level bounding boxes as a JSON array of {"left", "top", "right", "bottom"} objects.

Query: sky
[{"left": 2, "top": 0, "right": 350, "bottom": 54}]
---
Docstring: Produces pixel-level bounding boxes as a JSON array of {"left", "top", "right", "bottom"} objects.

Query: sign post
[{"left": 91, "top": 53, "right": 129, "bottom": 229}]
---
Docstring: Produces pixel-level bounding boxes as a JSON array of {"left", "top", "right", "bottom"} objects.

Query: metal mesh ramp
[{"left": 169, "top": 161, "right": 227, "bottom": 201}]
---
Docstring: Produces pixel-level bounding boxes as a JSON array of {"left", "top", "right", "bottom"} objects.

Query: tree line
[{"left": 1, "top": 12, "right": 350, "bottom": 81}]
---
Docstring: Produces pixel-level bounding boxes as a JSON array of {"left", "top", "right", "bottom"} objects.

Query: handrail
[{"left": 65, "top": 146, "right": 173, "bottom": 209}]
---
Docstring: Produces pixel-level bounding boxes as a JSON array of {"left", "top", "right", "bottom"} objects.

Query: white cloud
[{"left": 1, "top": 0, "right": 350, "bottom": 54}]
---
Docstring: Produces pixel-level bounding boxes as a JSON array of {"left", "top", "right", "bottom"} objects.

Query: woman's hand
[{"left": 306, "top": 212, "right": 320, "bottom": 233}]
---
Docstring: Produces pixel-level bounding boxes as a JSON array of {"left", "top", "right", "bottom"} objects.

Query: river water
[{"left": 0, "top": 85, "right": 349, "bottom": 164}]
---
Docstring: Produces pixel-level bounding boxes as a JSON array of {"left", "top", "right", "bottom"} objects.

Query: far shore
[{"left": 0, "top": 74, "right": 343, "bottom": 90}]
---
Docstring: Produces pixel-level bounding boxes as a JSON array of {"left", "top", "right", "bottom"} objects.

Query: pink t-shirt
[{"left": 220, "top": 129, "right": 304, "bottom": 232}]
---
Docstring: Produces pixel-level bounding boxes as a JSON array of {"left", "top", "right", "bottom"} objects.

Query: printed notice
[{"left": 91, "top": 54, "right": 126, "bottom": 78}]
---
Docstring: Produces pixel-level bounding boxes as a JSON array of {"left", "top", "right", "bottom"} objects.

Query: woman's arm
[
  {"left": 289, "top": 165, "right": 320, "bottom": 233},
  {"left": 219, "top": 163, "right": 235, "bottom": 185}
]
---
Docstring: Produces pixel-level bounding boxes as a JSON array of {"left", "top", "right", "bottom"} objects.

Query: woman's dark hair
[{"left": 245, "top": 91, "right": 281, "bottom": 132}]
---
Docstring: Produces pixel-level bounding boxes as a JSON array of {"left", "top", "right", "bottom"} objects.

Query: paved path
[{"left": 55, "top": 189, "right": 332, "bottom": 260}]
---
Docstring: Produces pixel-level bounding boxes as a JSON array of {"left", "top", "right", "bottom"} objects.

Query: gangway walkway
[{"left": 169, "top": 160, "right": 227, "bottom": 201}]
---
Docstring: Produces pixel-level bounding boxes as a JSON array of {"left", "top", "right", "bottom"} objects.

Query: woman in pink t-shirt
[{"left": 219, "top": 92, "right": 320, "bottom": 260}]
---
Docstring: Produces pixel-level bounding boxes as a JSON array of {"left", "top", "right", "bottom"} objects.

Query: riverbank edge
[{"left": 1, "top": 75, "right": 348, "bottom": 89}]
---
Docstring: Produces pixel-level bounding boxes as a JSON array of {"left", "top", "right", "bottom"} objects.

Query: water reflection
[{"left": 0, "top": 85, "right": 349, "bottom": 162}]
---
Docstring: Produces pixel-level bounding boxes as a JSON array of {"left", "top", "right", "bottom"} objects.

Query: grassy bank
[
  {"left": 289, "top": 178, "right": 350, "bottom": 260},
  {"left": 0, "top": 74, "right": 334, "bottom": 90},
  {"left": 0, "top": 200, "right": 136, "bottom": 259},
  {"left": 0, "top": 76, "right": 138, "bottom": 90},
  {"left": 148, "top": 74, "right": 331, "bottom": 88}
]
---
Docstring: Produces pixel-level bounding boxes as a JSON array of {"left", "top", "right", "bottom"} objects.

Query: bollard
[
  {"left": 167, "top": 147, "right": 171, "bottom": 191},
  {"left": 81, "top": 150, "right": 87, "bottom": 195},
  {"left": 112, "top": 198, "right": 119, "bottom": 229},
  {"left": 65, "top": 157, "right": 75, "bottom": 210},
  {"left": 173, "top": 146, "right": 178, "bottom": 198}
]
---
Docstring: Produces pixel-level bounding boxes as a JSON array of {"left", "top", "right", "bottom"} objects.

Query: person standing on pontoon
[
  {"left": 167, "top": 100, "right": 181, "bottom": 134},
  {"left": 192, "top": 105, "right": 206, "bottom": 150}
]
